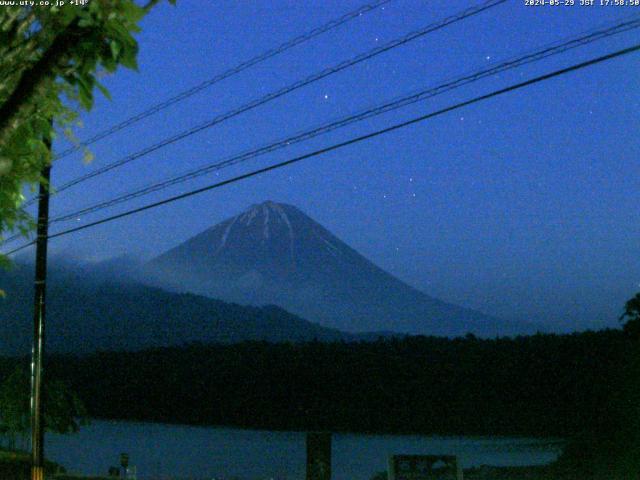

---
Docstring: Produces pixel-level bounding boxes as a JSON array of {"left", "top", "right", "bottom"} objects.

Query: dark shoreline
[{"left": 81, "top": 414, "right": 569, "bottom": 443}]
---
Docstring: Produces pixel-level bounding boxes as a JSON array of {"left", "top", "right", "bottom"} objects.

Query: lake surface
[{"left": 45, "top": 420, "right": 563, "bottom": 480}]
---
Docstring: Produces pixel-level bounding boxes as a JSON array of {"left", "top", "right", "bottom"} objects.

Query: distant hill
[
  {"left": 0, "top": 263, "right": 367, "bottom": 355},
  {"left": 145, "top": 201, "right": 531, "bottom": 337}
]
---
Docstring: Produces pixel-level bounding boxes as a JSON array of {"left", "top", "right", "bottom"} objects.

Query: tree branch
[
  {"left": 142, "top": 0, "right": 161, "bottom": 13},
  {"left": 0, "top": 18, "right": 80, "bottom": 145}
]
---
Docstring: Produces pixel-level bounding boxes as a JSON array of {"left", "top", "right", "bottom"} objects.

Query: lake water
[{"left": 45, "top": 420, "right": 563, "bottom": 480}]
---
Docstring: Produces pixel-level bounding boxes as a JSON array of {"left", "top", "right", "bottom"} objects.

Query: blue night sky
[{"left": 12, "top": 0, "right": 640, "bottom": 331}]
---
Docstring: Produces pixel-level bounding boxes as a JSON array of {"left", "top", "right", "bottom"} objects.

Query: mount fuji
[{"left": 144, "top": 201, "right": 529, "bottom": 337}]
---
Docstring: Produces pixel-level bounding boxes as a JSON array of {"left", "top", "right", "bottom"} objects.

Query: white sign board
[{"left": 388, "top": 455, "right": 463, "bottom": 480}]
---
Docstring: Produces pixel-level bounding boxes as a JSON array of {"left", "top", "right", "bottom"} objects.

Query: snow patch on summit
[
  {"left": 209, "top": 201, "right": 302, "bottom": 261},
  {"left": 242, "top": 208, "right": 258, "bottom": 226},
  {"left": 272, "top": 202, "right": 295, "bottom": 263},
  {"left": 321, "top": 237, "right": 339, "bottom": 257},
  {"left": 216, "top": 215, "right": 239, "bottom": 254},
  {"left": 263, "top": 205, "right": 271, "bottom": 239},
  {"left": 314, "top": 228, "right": 339, "bottom": 257}
]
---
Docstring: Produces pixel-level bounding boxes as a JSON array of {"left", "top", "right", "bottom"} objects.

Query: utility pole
[{"left": 31, "top": 137, "right": 52, "bottom": 480}]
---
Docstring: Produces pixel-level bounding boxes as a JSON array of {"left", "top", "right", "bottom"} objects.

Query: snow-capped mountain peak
[{"left": 144, "top": 201, "right": 527, "bottom": 337}]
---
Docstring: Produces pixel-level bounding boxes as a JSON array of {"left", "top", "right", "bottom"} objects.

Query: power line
[
  {"left": 4, "top": 14, "right": 638, "bottom": 245},
  {"left": 6, "top": 42, "right": 639, "bottom": 256},
  {"left": 52, "top": 0, "right": 395, "bottom": 161},
  {"left": 25, "top": 0, "right": 506, "bottom": 205},
  {"left": 42, "top": 15, "right": 640, "bottom": 226}
]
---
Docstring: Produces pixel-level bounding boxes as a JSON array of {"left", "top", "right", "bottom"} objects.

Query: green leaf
[
  {"left": 82, "top": 149, "right": 94, "bottom": 164},
  {"left": 95, "top": 79, "right": 111, "bottom": 100},
  {"left": 109, "top": 39, "right": 121, "bottom": 60},
  {"left": 0, "top": 0, "right": 161, "bottom": 264}
]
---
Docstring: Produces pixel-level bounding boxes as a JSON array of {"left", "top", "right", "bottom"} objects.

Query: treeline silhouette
[{"left": 0, "top": 329, "right": 630, "bottom": 438}]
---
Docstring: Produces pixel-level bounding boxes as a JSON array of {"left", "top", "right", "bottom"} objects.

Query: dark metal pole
[
  {"left": 30, "top": 142, "right": 51, "bottom": 480},
  {"left": 306, "top": 432, "right": 332, "bottom": 480}
]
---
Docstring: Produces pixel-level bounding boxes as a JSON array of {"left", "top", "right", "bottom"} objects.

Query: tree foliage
[
  {"left": 0, "top": 365, "right": 87, "bottom": 449},
  {"left": 32, "top": 330, "right": 626, "bottom": 437},
  {"left": 0, "top": 0, "right": 172, "bottom": 253},
  {"left": 620, "top": 291, "right": 640, "bottom": 338}
]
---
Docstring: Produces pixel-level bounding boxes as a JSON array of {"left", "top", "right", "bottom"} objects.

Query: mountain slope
[
  {"left": 145, "top": 201, "right": 526, "bottom": 337},
  {"left": 0, "top": 263, "right": 360, "bottom": 356}
]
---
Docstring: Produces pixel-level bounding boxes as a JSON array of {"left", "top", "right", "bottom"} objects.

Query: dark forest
[{"left": 0, "top": 329, "right": 630, "bottom": 438}]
